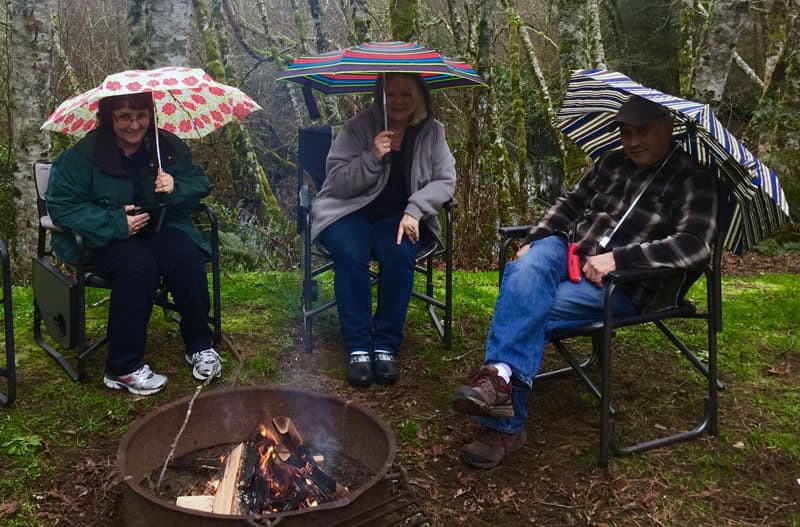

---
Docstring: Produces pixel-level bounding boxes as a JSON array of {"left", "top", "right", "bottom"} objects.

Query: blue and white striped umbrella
[{"left": 557, "top": 69, "right": 791, "bottom": 253}]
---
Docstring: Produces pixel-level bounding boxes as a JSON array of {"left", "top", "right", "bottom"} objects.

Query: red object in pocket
[{"left": 567, "top": 243, "right": 581, "bottom": 283}]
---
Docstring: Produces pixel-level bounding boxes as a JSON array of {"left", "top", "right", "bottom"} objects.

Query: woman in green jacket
[{"left": 46, "top": 92, "right": 221, "bottom": 395}]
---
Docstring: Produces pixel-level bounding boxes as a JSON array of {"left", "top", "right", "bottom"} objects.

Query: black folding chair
[
  {"left": 32, "top": 161, "right": 222, "bottom": 381},
  {"left": 0, "top": 239, "right": 15, "bottom": 407},
  {"left": 497, "top": 187, "right": 731, "bottom": 466},
  {"left": 296, "top": 124, "right": 454, "bottom": 353}
]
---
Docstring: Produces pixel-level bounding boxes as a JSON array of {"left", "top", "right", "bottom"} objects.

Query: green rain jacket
[{"left": 46, "top": 128, "right": 211, "bottom": 265}]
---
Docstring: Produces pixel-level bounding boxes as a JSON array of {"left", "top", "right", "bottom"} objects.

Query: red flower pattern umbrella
[{"left": 41, "top": 67, "right": 261, "bottom": 139}]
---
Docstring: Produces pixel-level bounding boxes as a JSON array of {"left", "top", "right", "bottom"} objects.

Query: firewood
[
  {"left": 271, "top": 416, "right": 303, "bottom": 450},
  {"left": 212, "top": 442, "right": 244, "bottom": 514},
  {"left": 176, "top": 495, "right": 214, "bottom": 512}
]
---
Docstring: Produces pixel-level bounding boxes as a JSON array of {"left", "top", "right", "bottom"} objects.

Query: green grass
[{"left": 1, "top": 269, "right": 798, "bottom": 526}]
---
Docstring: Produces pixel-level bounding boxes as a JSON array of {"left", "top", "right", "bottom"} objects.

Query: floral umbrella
[{"left": 42, "top": 66, "right": 261, "bottom": 139}]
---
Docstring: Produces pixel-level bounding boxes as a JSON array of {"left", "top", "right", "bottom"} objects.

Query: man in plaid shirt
[{"left": 452, "top": 96, "right": 719, "bottom": 468}]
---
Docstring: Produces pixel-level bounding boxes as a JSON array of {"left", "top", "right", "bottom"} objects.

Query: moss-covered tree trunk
[
  {"left": 557, "top": 0, "right": 591, "bottom": 92},
  {"left": 8, "top": 0, "right": 55, "bottom": 274},
  {"left": 390, "top": 0, "right": 419, "bottom": 42},
  {"left": 350, "top": 0, "right": 371, "bottom": 44},
  {"left": 308, "top": 0, "right": 330, "bottom": 53},
  {"left": 194, "top": 0, "right": 287, "bottom": 237}
]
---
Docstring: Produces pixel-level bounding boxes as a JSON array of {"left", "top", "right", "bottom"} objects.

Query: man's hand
[
  {"left": 583, "top": 252, "right": 616, "bottom": 287},
  {"left": 396, "top": 213, "right": 420, "bottom": 244},
  {"left": 154, "top": 169, "right": 174, "bottom": 194}
]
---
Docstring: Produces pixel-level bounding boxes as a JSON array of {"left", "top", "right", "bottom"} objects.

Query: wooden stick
[{"left": 212, "top": 443, "right": 244, "bottom": 515}]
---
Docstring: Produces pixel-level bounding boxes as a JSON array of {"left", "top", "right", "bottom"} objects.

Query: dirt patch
[{"left": 721, "top": 251, "right": 800, "bottom": 275}]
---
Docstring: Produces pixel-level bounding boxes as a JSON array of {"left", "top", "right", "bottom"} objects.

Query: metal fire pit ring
[{"left": 118, "top": 385, "right": 398, "bottom": 527}]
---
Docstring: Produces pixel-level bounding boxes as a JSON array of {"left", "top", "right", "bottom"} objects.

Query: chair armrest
[
  {"left": 498, "top": 224, "right": 532, "bottom": 239},
  {"left": 605, "top": 266, "right": 687, "bottom": 284},
  {"left": 298, "top": 184, "right": 311, "bottom": 212},
  {"left": 497, "top": 225, "right": 534, "bottom": 287},
  {"left": 40, "top": 215, "right": 65, "bottom": 233}
]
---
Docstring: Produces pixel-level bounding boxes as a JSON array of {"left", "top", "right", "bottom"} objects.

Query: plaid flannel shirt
[{"left": 527, "top": 147, "right": 718, "bottom": 308}]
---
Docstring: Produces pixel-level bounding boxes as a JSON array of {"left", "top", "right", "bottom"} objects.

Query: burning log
[{"left": 176, "top": 416, "right": 350, "bottom": 516}]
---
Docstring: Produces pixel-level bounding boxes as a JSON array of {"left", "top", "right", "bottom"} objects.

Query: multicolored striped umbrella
[
  {"left": 276, "top": 41, "right": 486, "bottom": 94},
  {"left": 556, "top": 69, "right": 791, "bottom": 253}
]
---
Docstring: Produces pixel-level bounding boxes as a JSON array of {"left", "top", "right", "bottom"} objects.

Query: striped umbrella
[
  {"left": 557, "top": 69, "right": 791, "bottom": 253},
  {"left": 277, "top": 41, "right": 486, "bottom": 95}
]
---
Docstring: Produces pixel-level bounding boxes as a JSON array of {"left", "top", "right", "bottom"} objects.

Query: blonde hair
[{"left": 384, "top": 73, "right": 428, "bottom": 126}]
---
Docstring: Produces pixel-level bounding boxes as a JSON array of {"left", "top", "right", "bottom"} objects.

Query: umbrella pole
[
  {"left": 151, "top": 92, "right": 163, "bottom": 172},
  {"left": 381, "top": 73, "right": 388, "bottom": 131}
]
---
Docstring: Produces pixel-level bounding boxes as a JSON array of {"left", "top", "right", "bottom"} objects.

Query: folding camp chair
[
  {"left": 497, "top": 187, "right": 731, "bottom": 466},
  {"left": 296, "top": 124, "right": 454, "bottom": 353},
  {"left": 32, "top": 161, "right": 222, "bottom": 381},
  {"left": 0, "top": 239, "right": 15, "bottom": 406}
]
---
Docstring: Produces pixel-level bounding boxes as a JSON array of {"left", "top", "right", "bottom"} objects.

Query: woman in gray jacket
[{"left": 312, "top": 73, "right": 456, "bottom": 387}]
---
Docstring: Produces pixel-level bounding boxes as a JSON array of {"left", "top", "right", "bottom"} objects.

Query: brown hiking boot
[
  {"left": 463, "top": 428, "right": 527, "bottom": 469},
  {"left": 452, "top": 365, "right": 513, "bottom": 418}
]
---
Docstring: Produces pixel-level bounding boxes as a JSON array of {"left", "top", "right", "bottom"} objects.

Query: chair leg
[
  {"left": 33, "top": 300, "right": 81, "bottom": 381},
  {"left": 1, "top": 243, "right": 15, "bottom": 406}
]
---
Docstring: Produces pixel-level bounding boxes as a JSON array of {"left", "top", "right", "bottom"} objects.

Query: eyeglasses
[{"left": 112, "top": 110, "right": 151, "bottom": 126}]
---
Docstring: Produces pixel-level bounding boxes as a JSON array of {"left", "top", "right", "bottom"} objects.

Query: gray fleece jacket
[{"left": 310, "top": 103, "right": 456, "bottom": 242}]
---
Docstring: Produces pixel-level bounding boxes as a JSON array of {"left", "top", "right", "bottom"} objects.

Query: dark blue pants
[
  {"left": 89, "top": 227, "right": 212, "bottom": 376},
  {"left": 318, "top": 211, "right": 420, "bottom": 354}
]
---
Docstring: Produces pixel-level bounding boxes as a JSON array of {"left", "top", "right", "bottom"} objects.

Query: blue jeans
[
  {"left": 475, "top": 235, "right": 637, "bottom": 434},
  {"left": 89, "top": 228, "right": 213, "bottom": 376},
  {"left": 318, "top": 211, "right": 420, "bottom": 354}
]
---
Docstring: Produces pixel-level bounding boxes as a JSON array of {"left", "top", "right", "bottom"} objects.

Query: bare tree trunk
[
  {"left": 8, "top": 0, "right": 55, "bottom": 272},
  {"left": 690, "top": 0, "right": 750, "bottom": 105},
  {"left": 128, "top": 0, "right": 192, "bottom": 68},
  {"left": 445, "top": 0, "right": 465, "bottom": 50}
]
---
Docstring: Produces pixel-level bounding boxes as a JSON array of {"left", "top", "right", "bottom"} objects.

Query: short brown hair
[{"left": 97, "top": 92, "right": 154, "bottom": 129}]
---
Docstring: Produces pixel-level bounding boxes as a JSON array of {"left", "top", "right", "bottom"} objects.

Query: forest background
[{"left": 1, "top": 0, "right": 799, "bottom": 276}]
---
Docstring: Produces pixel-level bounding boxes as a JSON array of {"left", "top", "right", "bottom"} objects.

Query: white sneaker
[
  {"left": 104, "top": 364, "right": 167, "bottom": 395},
  {"left": 186, "top": 348, "right": 222, "bottom": 381}
]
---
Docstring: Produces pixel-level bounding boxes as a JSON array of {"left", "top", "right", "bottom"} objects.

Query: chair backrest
[
  {"left": 298, "top": 124, "right": 340, "bottom": 191},
  {"left": 33, "top": 161, "right": 53, "bottom": 220}
]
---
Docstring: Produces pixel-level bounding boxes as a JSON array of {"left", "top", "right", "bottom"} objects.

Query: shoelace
[{"left": 195, "top": 349, "right": 219, "bottom": 364}]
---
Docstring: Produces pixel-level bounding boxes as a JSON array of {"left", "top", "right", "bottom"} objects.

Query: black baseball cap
[{"left": 613, "top": 95, "right": 671, "bottom": 125}]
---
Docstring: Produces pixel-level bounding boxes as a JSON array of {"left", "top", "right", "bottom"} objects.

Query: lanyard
[{"left": 598, "top": 144, "right": 679, "bottom": 249}]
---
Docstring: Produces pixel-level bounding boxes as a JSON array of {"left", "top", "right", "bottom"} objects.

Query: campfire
[
  {"left": 174, "top": 417, "right": 349, "bottom": 515},
  {"left": 118, "top": 386, "right": 401, "bottom": 527}
]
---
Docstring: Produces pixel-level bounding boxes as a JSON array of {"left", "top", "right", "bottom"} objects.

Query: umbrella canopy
[
  {"left": 276, "top": 41, "right": 486, "bottom": 95},
  {"left": 42, "top": 67, "right": 262, "bottom": 139},
  {"left": 556, "top": 69, "right": 791, "bottom": 253}
]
